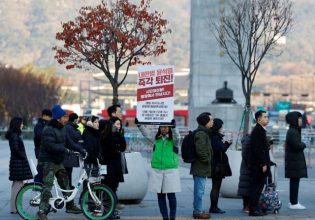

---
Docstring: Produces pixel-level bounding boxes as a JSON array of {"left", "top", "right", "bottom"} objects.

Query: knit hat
[
  {"left": 69, "top": 113, "right": 78, "bottom": 122},
  {"left": 197, "top": 113, "right": 211, "bottom": 126},
  {"left": 212, "top": 118, "right": 224, "bottom": 133},
  {"left": 52, "top": 104, "right": 67, "bottom": 120}
]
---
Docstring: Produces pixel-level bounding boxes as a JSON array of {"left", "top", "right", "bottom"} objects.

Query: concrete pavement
[{"left": 0, "top": 140, "right": 315, "bottom": 220}]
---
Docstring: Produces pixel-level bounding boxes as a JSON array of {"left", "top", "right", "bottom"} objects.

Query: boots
[
  {"left": 66, "top": 202, "right": 82, "bottom": 214},
  {"left": 37, "top": 210, "right": 48, "bottom": 220}
]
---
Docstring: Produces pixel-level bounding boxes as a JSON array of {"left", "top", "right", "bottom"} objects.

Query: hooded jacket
[{"left": 285, "top": 112, "right": 307, "bottom": 178}]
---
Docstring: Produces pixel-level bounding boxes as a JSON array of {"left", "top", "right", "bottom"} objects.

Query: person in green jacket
[
  {"left": 137, "top": 118, "right": 180, "bottom": 220},
  {"left": 190, "top": 112, "right": 213, "bottom": 219}
]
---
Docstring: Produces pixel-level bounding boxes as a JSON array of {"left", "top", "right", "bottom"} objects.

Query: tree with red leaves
[{"left": 54, "top": 0, "right": 171, "bottom": 104}]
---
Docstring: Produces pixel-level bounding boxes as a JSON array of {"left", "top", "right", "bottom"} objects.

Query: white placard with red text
[{"left": 137, "top": 65, "right": 175, "bottom": 124}]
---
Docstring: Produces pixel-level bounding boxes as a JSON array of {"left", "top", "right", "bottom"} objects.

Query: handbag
[
  {"left": 214, "top": 152, "right": 232, "bottom": 178},
  {"left": 63, "top": 151, "right": 80, "bottom": 167}
]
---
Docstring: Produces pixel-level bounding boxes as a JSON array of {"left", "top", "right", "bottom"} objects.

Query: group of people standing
[
  {"left": 238, "top": 110, "right": 308, "bottom": 216},
  {"left": 7, "top": 104, "right": 128, "bottom": 220},
  {"left": 6, "top": 107, "right": 308, "bottom": 220}
]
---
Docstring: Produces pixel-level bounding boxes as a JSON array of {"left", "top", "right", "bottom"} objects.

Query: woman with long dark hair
[
  {"left": 137, "top": 119, "right": 181, "bottom": 220},
  {"left": 99, "top": 117, "right": 126, "bottom": 219},
  {"left": 5, "top": 117, "right": 33, "bottom": 214}
]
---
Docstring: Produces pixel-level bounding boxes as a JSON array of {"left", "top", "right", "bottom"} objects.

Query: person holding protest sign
[{"left": 136, "top": 118, "right": 181, "bottom": 220}]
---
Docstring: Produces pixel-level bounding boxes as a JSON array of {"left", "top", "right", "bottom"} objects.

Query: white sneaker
[{"left": 288, "top": 202, "right": 306, "bottom": 210}]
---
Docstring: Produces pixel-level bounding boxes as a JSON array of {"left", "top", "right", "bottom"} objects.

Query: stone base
[{"left": 117, "top": 152, "right": 149, "bottom": 201}]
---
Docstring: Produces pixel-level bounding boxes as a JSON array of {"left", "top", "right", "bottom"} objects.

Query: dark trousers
[
  {"left": 210, "top": 178, "right": 222, "bottom": 209},
  {"left": 102, "top": 176, "right": 120, "bottom": 200},
  {"left": 290, "top": 178, "right": 300, "bottom": 205},
  {"left": 65, "top": 167, "right": 73, "bottom": 188},
  {"left": 157, "top": 193, "right": 177, "bottom": 220},
  {"left": 249, "top": 176, "right": 265, "bottom": 212},
  {"left": 34, "top": 162, "right": 43, "bottom": 183},
  {"left": 243, "top": 196, "right": 250, "bottom": 209}
]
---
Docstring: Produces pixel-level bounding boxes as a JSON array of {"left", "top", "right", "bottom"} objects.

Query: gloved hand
[
  {"left": 135, "top": 117, "right": 139, "bottom": 124},
  {"left": 80, "top": 149, "right": 88, "bottom": 160},
  {"left": 171, "top": 119, "right": 176, "bottom": 128}
]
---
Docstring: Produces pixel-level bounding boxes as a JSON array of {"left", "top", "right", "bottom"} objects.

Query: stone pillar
[{"left": 189, "top": 0, "right": 244, "bottom": 129}]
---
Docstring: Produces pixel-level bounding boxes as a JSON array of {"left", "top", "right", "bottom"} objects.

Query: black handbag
[
  {"left": 214, "top": 152, "right": 232, "bottom": 178},
  {"left": 63, "top": 151, "right": 80, "bottom": 167}
]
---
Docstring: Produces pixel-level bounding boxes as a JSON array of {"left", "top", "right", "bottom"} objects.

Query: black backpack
[{"left": 181, "top": 130, "right": 199, "bottom": 163}]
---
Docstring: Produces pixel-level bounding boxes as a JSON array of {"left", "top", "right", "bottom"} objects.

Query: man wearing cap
[
  {"left": 37, "top": 105, "right": 84, "bottom": 220},
  {"left": 190, "top": 112, "right": 213, "bottom": 219}
]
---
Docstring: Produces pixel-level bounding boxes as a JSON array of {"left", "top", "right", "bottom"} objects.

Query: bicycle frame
[{"left": 49, "top": 155, "right": 102, "bottom": 209}]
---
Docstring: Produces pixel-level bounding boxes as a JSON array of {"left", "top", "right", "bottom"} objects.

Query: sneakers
[
  {"left": 66, "top": 204, "right": 82, "bottom": 214},
  {"left": 116, "top": 202, "right": 125, "bottom": 210},
  {"left": 288, "top": 202, "right": 306, "bottom": 210},
  {"left": 243, "top": 206, "right": 250, "bottom": 213},
  {"left": 193, "top": 211, "right": 211, "bottom": 219},
  {"left": 37, "top": 210, "right": 48, "bottom": 220}
]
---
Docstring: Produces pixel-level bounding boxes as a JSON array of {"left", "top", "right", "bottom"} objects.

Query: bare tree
[{"left": 211, "top": 0, "right": 293, "bottom": 135}]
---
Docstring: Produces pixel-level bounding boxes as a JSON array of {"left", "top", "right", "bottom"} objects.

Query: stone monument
[{"left": 188, "top": 0, "right": 244, "bottom": 130}]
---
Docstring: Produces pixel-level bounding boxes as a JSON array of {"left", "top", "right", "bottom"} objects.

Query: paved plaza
[{"left": 0, "top": 140, "right": 314, "bottom": 220}]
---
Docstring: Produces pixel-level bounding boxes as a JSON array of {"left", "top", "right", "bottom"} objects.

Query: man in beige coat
[{"left": 190, "top": 112, "right": 213, "bottom": 219}]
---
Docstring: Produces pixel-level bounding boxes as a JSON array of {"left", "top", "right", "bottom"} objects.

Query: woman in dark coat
[
  {"left": 82, "top": 116, "right": 100, "bottom": 166},
  {"left": 5, "top": 117, "right": 33, "bottom": 214},
  {"left": 99, "top": 118, "right": 126, "bottom": 219},
  {"left": 210, "top": 118, "right": 232, "bottom": 214},
  {"left": 285, "top": 111, "right": 307, "bottom": 209}
]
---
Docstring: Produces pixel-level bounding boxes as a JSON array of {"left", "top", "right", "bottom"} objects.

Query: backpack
[
  {"left": 241, "top": 134, "right": 251, "bottom": 166},
  {"left": 181, "top": 130, "right": 198, "bottom": 163}
]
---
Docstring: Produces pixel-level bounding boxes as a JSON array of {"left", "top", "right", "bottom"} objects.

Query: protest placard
[{"left": 137, "top": 65, "right": 175, "bottom": 124}]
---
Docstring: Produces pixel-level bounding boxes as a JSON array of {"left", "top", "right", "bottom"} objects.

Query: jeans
[{"left": 193, "top": 175, "right": 206, "bottom": 214}]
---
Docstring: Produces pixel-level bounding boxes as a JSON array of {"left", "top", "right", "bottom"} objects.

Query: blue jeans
[{"left": 193, "top": 175, "right": 206, "bottom": 214}]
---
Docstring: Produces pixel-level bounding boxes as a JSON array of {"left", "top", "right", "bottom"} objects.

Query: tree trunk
[
  {"left": 112, "top": 84, "right": 119, "bottom": 105},
  {"left": 243, "top": 95, "right": 251, "bottom": 136}
]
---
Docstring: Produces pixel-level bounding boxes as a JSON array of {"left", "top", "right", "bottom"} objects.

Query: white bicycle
[{"left": 15, "top": 152, "right": 116, "bottom": 220}]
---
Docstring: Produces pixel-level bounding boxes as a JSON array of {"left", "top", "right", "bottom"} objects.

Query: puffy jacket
[
  {"left": 82, "top": 125, "right": 101, "bottom": 164},
  {"left": 39, "top": 119, "right": 83, "bottom": 164},
  {"left": 33, "top": 118, "right": 49, "bottom": 159},
  {"left": 151, "top": 138, "right": 179, "bottom": 170},
  {"left": 285, "top": 112, "right": 307, "bottom": 178},
  {"left": 190, "top": 125, "right": 213, "bottom": 177},
  {"left": 6, "top": 132, "right": 33, "bottom": 181},
  {"left": 138, "top": 125, "right": 180, "bottom": 170}
]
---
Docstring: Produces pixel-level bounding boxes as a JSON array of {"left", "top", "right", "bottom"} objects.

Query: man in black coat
[
  {"left": 33, "top": 109, "right": 52, "bottom": 183},
  {"left": 64, "top": 113, "right": 84, "bottom": 189},
  {"left": 248, "top": 110, "right": 270, "bottom": 216}
]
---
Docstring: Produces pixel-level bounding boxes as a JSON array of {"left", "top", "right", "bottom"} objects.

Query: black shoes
[
  {"left": 249, "top": 210, "right": 267, "bottom": 216},
  {"left": 209, "top": 207, "right": 226, "bottom": 214}
]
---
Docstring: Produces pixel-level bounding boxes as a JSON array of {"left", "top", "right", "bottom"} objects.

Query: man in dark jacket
[
  {"left": 190, "top": 112, "right": 213, "bottom": 219},
  {"left": 64, "top": 113, "right": 83, "bottom": 189},
  {"left": 248, "top": 110, "right": 270, "bottom": 216},
  {"left": 33, "top": 109, "right": 52, "bottom": 183},
  {"left": 37, "top": 105, "right": 84, "bottom": 220}
]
